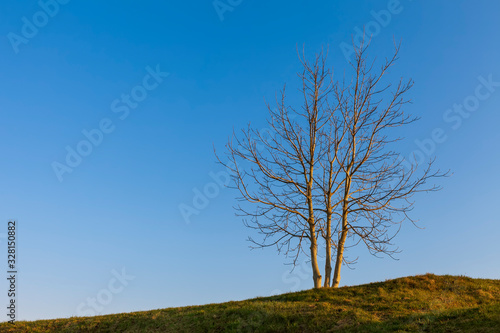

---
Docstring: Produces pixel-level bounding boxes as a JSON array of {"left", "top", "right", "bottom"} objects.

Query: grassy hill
[{"left": 2, "top": 274, "right": 500, "bottom": 332}]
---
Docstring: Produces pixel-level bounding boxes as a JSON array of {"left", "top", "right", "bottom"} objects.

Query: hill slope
[{"left": 2, "top": 274, "right": 500, "bottom": 332}]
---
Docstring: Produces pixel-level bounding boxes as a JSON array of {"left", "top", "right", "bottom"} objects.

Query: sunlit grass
[{"left": 3, "top": 274, "right": 500, "bottom": 332}]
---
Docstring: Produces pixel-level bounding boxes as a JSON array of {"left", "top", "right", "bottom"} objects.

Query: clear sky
[{"left": 0, "top": 0, "right": 499, "bottom": 322}]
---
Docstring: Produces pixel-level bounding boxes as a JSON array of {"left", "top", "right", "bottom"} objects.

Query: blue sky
[{"left": 0, "top": 0, "right": 499, "bottom": 321}]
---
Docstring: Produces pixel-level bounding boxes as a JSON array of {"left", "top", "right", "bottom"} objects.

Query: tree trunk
[
  {"left": 324, "top": 245, "right": 332, "bottom": 287},
  {"left": 332, "top": 175, "right": 351, "bottom": 288},
  {"left": 309, "top": 226, "right": 322, "bottom": 288},
  {"left": 331, "top": 218, "right": 347, "bottom": 288},
  {"left": 324, "top": 211, "right": 332, "bottom": 287}
]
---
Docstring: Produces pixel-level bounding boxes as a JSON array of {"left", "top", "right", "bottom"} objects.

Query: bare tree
[
  {"left": 217, "top": 40, "right": 445, "bottom": 290},
  {"left": 328, "top": 40, "right": 445, "bottom": 288},
  {"left": 315, "top": 114, "right": 344, "bottom": 287},
  {"left": 216, "top": 50, "right": 334, "bottom": 288}
]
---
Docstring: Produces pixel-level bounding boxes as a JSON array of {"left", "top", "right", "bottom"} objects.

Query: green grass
[{"left": 3, "top": 274, "right": 500, "bottom": 332}]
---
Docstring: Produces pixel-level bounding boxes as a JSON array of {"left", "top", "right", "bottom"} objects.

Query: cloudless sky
[{"left": 0, "top": 0, "right": 499, "bottom": 321}]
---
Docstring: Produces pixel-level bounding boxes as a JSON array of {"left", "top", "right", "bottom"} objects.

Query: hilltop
[{"left": 2, "top": 274, "right": 500, "bottom": 332}]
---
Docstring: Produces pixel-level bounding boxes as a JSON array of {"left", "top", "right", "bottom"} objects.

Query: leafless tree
[
  {"left": 327, "top": 40, "right": 446, "bottom": 288},
  {"left": 314, "top": 111, "right": 344, "bottom": 287},
  {"left": 217, "top": 40, "right": 445, "bottom": 290},
  {"left": 216, "top": 50, "right": 334, "bottom": 288}
]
